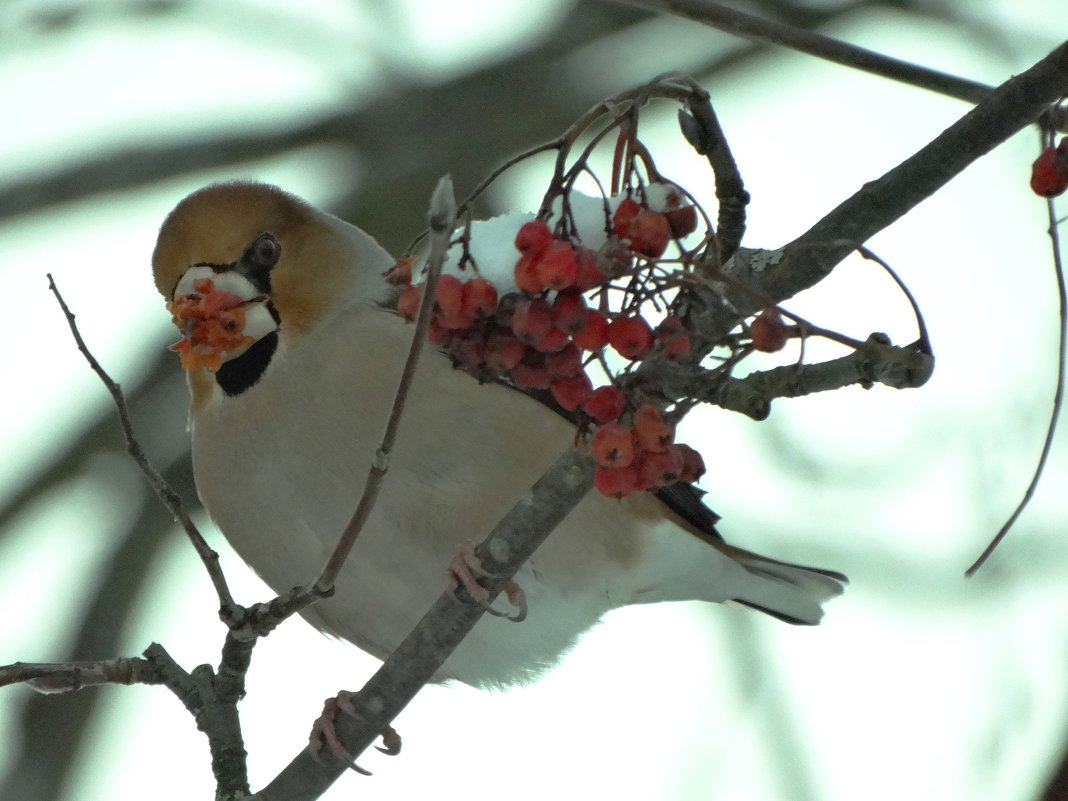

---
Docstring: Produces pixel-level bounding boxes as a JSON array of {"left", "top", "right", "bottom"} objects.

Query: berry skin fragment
[{"left": 397, "top": 283, "right": 423, "bottom": 322}]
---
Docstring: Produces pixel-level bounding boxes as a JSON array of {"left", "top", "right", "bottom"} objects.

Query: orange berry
[
  {"left": 536, "top": 240, "right": 579, "bottom": 291},
  {"left": 591, "top": 422, "right": 636, "bottom": 468},
  {"left": 633, "top": 405, "right": 674, "bottom": 453},
  {"left": 397, "top": 283, "right": 424, "bottom": 322},
  {"left": 594, "top": 465, "right": 641, "bottom": 499},
  {"left": 637, "top": 447, "right": 685, "bottom": 488},
  {"left": 434, "top": 274, "right": 473, "bottom": 330},
  {"left": 514, "top": 252, "right": 546, "bottom": 294},
  {"left": 461, "top": 276, "right": 498, "bottom": 319}
]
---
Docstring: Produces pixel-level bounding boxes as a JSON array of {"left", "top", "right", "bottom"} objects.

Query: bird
[{"left": 151, "top": 180, "right": 846, "bottom": 691}]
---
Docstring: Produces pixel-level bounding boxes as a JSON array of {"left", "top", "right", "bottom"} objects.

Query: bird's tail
[{"left": 730, "top": 554, "right": 848, "bottom": 625}]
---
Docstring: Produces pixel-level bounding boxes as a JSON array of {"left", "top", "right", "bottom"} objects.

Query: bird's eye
[{"left": 249, "top": 234, "right": 281, "bottom": 269}]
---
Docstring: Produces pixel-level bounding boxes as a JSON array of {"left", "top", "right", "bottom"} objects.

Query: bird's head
[{"left": 152, "top": 181, "right": 393, "bottom": 398}]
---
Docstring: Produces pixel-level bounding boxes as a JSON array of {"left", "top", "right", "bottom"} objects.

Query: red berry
[
  {"left": 750, "top": 307, "right": 789, "bottom": 353},
  {"left": 511, "top": 297, "right": 552, "bottom": 344},
  {"left": 545, "top": 342, "right": 583, "bottom": 378},
  {"left": 511, "top": 363, "right": 552, "bottom": 389},
  {"left": 1031, "top": 143, "right": 1068, "bottom": 197},
  {"left": 584, "top": 385, "right": 626, "bottom": 424},
  {"left": 551, "top": 292, "right": 588, "bottom": 334},
  {"left": 673, "top": 443, "right": 706, "bottom": 483},
  {"left": 591, "top": 422, "right": 636, "bottom": 468},
  {"left": 533, "top": 326, "right": 570, "bottom": 353},
  {"left": 594, "top": 465, "right": 641, "bottom": 499},
  {"left": 665, "top": 205, "right": 698, "bottom": 238},
  {"left": 612, "top": 197, "right": 642, "bottom": 237},
  {"left": 573, "top": 246, "right": 606, "bottom": 291},
  {"left": 514, "top": 252, "right": 546, "bottom": 294},
  {"left": 397, "top": 283, "right": 423, "bottom": 322},
  {"left": 572, "top": 309, "right": 609, "bottom": 351},
  {"left": 461, "top": 277, "right": 498, "bottom": 320},
  {"left": 536, "top": 240, "right": 579, "bottom": 291},
  {"left": 515, "top": 219, "right": 553, "bottom": 256},
  {"left": 434, "top": 274, "right": 473, "bottom": 330},
  {"left": 550, "top": 372, "right": 594, "bottom": 411},
  {"left": 608, "top": 315, "right": 654, "bottom": 359},
  {"left": 637, "top": 447, "right": 685, "bottom": 488},
  {"left": 633, "top": 405, "right": 674, "bottom": 453},
  {"left": 656, "top": 315, "right": 691, "bottom": 360},
  {"left": 625, "top": 209, "right": 671, "bottom": 258},
  {"left": 447, "top": 329, "right": 487, "bottom": 370},
  {"left": 484, "top": 329, "right": 525, "bottom": 372},
  {"left": 427, "top": 317, "right": 452, "bottom": 346}
]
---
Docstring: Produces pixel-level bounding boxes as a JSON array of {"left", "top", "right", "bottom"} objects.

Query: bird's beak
[{"left": 166, "top": 265, "right": 278, "bottom": 371}]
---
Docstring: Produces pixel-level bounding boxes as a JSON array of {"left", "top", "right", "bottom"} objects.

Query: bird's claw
[
  {"left": 307, "top": 692, "right": 402, "bottom": 775},
  {"left": 446, "top": 541, "right": 528, "bottom": 622}
]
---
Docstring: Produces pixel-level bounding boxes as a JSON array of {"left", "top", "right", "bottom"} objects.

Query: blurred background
[{"left": 0, "top": 1, "right": 1065, "bottom": 799}]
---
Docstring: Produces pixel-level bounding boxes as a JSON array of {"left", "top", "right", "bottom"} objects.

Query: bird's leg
[
  {"left": 307, "top": 691, "right": 402, "bottom": 774},
  {"left": 446, "top": 541, "right": 528, "bottom": 623}
]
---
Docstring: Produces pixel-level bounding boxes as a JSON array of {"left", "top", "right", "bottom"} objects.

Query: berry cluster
[
  {"left": 1030, "top": 138, "right": 1068, "bottom": 197},
  {"left": 392, "top": 190, "right": 708, "bottom": 498}
]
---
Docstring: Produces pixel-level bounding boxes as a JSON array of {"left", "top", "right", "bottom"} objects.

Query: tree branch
[{"left": 253, "top": 448, "right": 596, "bottom": 801}]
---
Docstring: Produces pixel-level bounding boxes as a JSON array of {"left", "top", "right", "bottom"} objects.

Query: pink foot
[
  {"left": 307, "top": 692, "right": 402, "bottom": 774},
  {"left": 446, "top": 541, "right": 528, "bottom": 623}
]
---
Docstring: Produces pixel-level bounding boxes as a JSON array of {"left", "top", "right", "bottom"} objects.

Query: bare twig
[
  {"left": 0, "top": 657, "right": 162, "bottom": 692},
  {"left": 46, "top": 274, "right": 236, "bottom": 613},
  {"left": 314, "top": 175, "right": 458, "bottom": 594},
  {"left": 613, "top": 0, "right": 996, "bottom": 105},
  {"left": 965, "top": 191, "right": 1067, "bottom": 575},
  {"left": 702, "top": 335, "right": 932, "bottom": 420}
]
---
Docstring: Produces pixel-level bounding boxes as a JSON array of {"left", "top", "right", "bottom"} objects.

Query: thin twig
[
  {"left": 314, "top": 175, "right": 458, "bottom": 593},
  {"left": 614, "top": 0, "right": 996, "bottom": 104},
  {"left": 46, "top": 274, "right": 236, "bottom": 611},
  {"left": 965, "top": 192, "right": 1067, "bottom": 576}
]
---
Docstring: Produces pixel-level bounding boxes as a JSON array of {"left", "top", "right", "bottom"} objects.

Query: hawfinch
[{"left": 151, "top": 181, "right": 846, "bottom": 689}]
